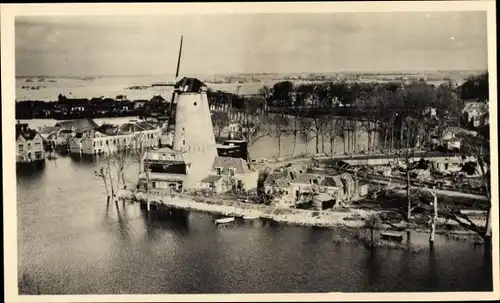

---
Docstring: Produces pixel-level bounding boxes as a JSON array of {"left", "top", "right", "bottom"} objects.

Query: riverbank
[{"left": 118, "top": 190, "right": 485, "bottom": 241}]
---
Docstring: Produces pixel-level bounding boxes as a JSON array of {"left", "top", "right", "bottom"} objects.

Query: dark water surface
[{"left": 17, "top": 156, "right": 492, "bottom": 294}]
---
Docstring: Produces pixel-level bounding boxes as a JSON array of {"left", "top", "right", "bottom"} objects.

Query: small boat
[
  {"left": 243, "top": 214, "right": 260, "bottom": 220},
  {"left": 380, "top": 232, "right": 404, "bottom": 243},
  {"left": 215, "top": 217, "right": 235, "bottom": 225}
]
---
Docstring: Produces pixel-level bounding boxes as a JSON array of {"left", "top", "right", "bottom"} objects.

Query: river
[{"left": 16, "top": 152, "right": 492, "bottom": 294}]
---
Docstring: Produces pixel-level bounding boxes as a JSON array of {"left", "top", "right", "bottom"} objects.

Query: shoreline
[{"left": 119, "top": 190, "right": 485, "bottom": 239}]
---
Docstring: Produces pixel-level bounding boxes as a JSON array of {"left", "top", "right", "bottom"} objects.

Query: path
[{"left": 369, "top": 179, "right": 489, "bottom": 201}]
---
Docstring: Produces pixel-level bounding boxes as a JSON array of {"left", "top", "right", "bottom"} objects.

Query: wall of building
[
  {"left": 199, "top": 179, "right": 226, "bottom": 193},
  {"left": 69, "top": 129, "right": 160, "bottom": 155},
  {"left": 235, "top": 171, "right": 259, "bottom": 191}
]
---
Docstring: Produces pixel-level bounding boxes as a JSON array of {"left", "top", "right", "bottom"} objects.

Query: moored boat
[
  {"left": 380, "top": 232, "right": 404, "bottom": 242},
  {"left": 243, "top": 214, "right": 260, "bottom": 220},
  {"left": 215, "top": 217, "right": 235, "bottom": 224}
]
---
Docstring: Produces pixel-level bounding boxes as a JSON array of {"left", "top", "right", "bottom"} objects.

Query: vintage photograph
[{"left": 2, "top": 1, "right": 497, "bottom": 300}]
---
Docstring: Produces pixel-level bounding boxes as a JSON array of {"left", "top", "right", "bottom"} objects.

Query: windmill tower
[{"left": 168, "top": 37, "right": 218, "bottom": 188}]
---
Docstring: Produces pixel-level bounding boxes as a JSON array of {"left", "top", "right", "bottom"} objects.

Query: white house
[
  {"left": 16, "top": 124, "right": 45, "bottom": 163},
  {"left": 462, "top": 101, "right": 488, "bottom": 128},
  {"left": 208, "top": 156, "right": 259, "bottom": 192},
  {"left": 69, "top": 120, "right": 161, "bottom": 155}
]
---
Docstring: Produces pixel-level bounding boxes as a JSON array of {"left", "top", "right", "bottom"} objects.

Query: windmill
[{"left": 168, "top": 35, "right": 184, "bottom": 127}]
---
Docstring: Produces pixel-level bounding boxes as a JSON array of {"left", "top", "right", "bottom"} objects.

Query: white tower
[{"left": 171, "top": 77, "right": 218, "bottom": 188}]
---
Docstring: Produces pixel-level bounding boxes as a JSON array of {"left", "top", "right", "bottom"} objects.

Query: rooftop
[
  {"left": 145, "top": 147, "right": 185, "bottom": 162},
  {"left": 142, "top": 172, "right": 187, "bottom": 182},
  {"left": 292, "top": 173, "right": 323, "bottom": 185},
  {"left": 212, "top": 156, "right": 253, "bottom": 174},
  {"left": 16, "top": 124, "right": 39, "bottom": 141},
  {"left": 54, "top": 118, "right": 99, "bottom": 131},
  {"left": 95, "top": 124, "right": 119, "bottom": 136},
  {"left": 175, "top": 77, "right": 207, "bottom": 93},
  {"left": 264, "top": 169, "right": 294, "bottom": 186},
  {"left": 313, "top": 193, "right": 335, "bottom": 202},
  {"left": 201, "top": 175, "right": 223, "bottom": 183},
  {"left": 118, "top": 121, "right": 156, "bottom": 133},
  {"left": 292, "top": 171, "right": 353, "bottom": 187},
  {"left": 39, "top": 126, "right": 57, "bottom": 134}
]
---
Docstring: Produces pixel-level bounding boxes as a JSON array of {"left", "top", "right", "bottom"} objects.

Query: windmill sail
[
  {"left": 168, "top": 35, "right": 183, "bottom": 123},
  {"left": 175, "top": 35, "right": 183, "bottom": 80}
]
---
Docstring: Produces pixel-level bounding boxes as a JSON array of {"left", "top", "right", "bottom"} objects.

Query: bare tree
[
  {"left": 324, "top": 118, "right": 343, "bottom": 156},
  {"left": 290, "top": 86, "right": 311, "bottom": 156},
  {"left": 257, "top": 85, "right": 272, "bottom": 115},
  {"left": 389, "top": 83, "right": 435, "bottom": 221},
  {"left": 131, "top": 133, "right": 152, "bottom": 210},
  {"left": 310, "top": 115, "right": 327, "bottom": 154},
  {"left": 94, "top": 165, "right": 112, "bottom": 205},
  {"left": 299, "top": 118, "right": 313, "bottom": 155},
  {"left": 234, "top": 96, "right": 270, "bottom": 148},
  {"left": 268, "top": 111, "right": 290, "bottom": 158},
  {"left": 211, "top": 111, "right": 230, "bottom": 140},
  {"left": 94, "top": 148, "right": 119, "bottom": 204},
  {"left": 357, "top": 95, "right": 381, "bottom": 154},
  {"left": 439, "top": 131, "right": 491, "bottom": 247},
  {"left": 392, "top": 116, "right": 429, "bottom": 221}
]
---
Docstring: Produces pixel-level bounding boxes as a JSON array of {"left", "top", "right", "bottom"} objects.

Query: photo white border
[{"left": 2, "top": 1, "right": 498, "bottom": 302}]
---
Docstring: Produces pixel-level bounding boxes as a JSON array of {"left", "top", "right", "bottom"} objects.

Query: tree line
[{"left": 208, "top": 74, "right": 489, "bottom": 159}]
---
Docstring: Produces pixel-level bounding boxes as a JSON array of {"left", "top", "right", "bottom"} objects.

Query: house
[
  {"left": 69, "top": 120, "right": 160, "bottom": 155},
  {"left": 218, "top": 139, "right": 249, "bottom": 161},
  {"left": 481, "top": 112, "right": 489, "bottom": 126},
  {"left": 447, "top": 139, "right": 461, "bottom": 151},
  {"left": 133, "top": 100, "right": 148, "bottom": 110},
  {"left": 16, "top": 123, "right": 45, "bottom": 163},
  {"left": 264, "top": 168, "right": 295, "bottom": 195},
  {"left": 220, "top": 123, "right": 241, "bottom": 139},
  {"left": 150, "top": 95, "right": 166, "bottom": 103},
  {"left": 139, "top": 147, "right": 189, "bottom": 195},
  {"left": 199, "top": 175, "right": 227, "bottom": 194},
  {"left": 115, "top": 100, "right": 134, "bottom": 112},
  {"left": 210, "top": 156, "right": 258, "bottom": 192},
  {"left": 462, "top": 100, "right": 488, "bottom": 128},
  {"left": 423, "top": 107, "right": 437, "bottom": 118},
  {"left": 312, "top": 193, "right": 337, "bottom": 210},
  {"left": 38, "top": 126, "right": 57, "bottom": 140},
  {"left": 47, "top": 128, "right": 74, "bottom": 147},
  {"left": 429, "top": 156, "right": 464, "bottom": 175},
  {"left": 441, "top": 127, "right": 477, "bottom": 140},
  {"left": 289, "top": 171, "right": 363, "bottom": 205}
]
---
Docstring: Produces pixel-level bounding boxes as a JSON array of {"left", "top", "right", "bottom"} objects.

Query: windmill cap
[{"left": 174, "top": 77, "right": 207, "bottom": 93}]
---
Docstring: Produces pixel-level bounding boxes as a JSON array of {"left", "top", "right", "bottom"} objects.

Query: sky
[{"left": 15, "top": 12, "right": 488, "bottom": 77}]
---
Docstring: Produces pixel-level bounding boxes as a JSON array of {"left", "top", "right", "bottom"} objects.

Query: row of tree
[{"left": 209, "top": 79, "right": 468, "bottom": 158}]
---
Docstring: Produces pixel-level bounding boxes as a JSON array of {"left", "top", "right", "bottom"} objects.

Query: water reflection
[
  {"left": 69, "top": 154, "right": 98, "bottom": 167},
  {"left": 426, "top": 247, "right": 438, "bottom": 290},
  {"left": 140, "top": 205, "right": 190, "bottom": 237},
  {"left": 363, "top": 249, "right": 382, "bottom": 291},
  {"left": 16, "top": 162, "right": 46, "bottom": 179}
]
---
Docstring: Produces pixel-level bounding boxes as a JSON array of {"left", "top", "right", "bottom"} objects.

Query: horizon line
[{"left": 15, "top": 69, "right": 488, "bottom": 79}]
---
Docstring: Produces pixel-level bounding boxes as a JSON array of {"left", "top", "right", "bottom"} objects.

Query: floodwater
[
  {"left": 16, "top": 154, "right": 493, "bottom": 294},
  {"left": 16, "top": 76, "right": 274, "bottom": 101},
  {"left": 21, "top": 116, "right": 382, "bottom": 161}
]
